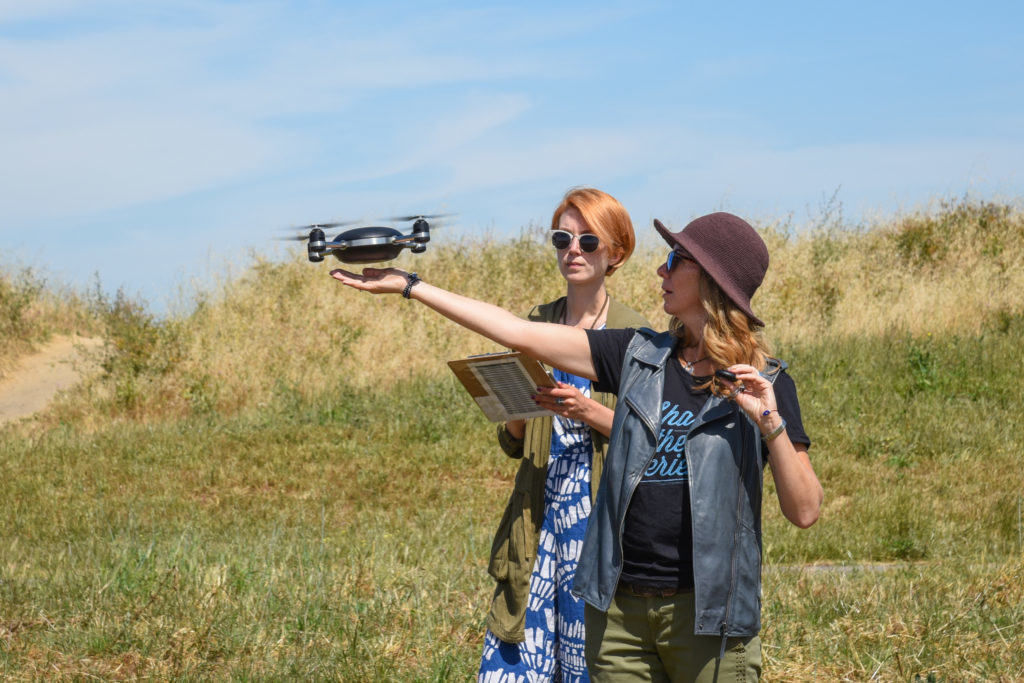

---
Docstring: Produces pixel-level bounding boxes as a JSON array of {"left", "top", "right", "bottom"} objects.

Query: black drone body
[{"left": 288, "top": 214, "right": 449, "bottom": 264}]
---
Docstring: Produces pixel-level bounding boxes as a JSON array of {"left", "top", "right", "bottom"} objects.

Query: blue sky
[{"left": 2, "top": 1, "right": 1022, "bottom": 311}]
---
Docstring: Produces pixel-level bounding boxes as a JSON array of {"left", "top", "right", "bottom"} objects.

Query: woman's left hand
[
  {"left": 722, "top": 365, "right": 824, "bottom": 528},
  {"left": 533, "top": 382, "right": 594, "bottom": 423},
  {"left": 718, "top": 364, "right": 780, "bottom": 435}
]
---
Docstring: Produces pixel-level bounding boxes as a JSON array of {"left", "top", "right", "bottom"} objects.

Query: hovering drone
[{"left": 281, "top": 214, "right": 453, "bottom": 264}]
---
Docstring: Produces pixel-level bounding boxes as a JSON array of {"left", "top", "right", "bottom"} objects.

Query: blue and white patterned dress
[{"left": 479, "top": 367, "right": 595, "bottom": 683}]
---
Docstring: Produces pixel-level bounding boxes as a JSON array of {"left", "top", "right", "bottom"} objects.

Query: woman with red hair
[
  {"left": 479, "top": 188, "right": 648, "bottom": 681},
  {"left": 331, "top": 211, "right": 822, "bottom": 681}
]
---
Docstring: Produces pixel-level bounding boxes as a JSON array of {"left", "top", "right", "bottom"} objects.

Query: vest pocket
[
  {"left": 487, "top": 500, "right": 515, "bottom": 582},
  {"left": 513, "top": 491, "right": 534, "bottom": 566},
  {"left": 486, "top": 491, "right": 535, "bottom": 582}
]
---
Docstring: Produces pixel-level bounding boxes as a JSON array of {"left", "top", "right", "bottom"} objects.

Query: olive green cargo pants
[{"left": 585, "top": 591, "right": 761, "bottom": 682}]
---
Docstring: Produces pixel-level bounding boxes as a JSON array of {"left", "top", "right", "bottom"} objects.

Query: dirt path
[{"left": 0, "top": 335, "right": 104, "bottom": 425}]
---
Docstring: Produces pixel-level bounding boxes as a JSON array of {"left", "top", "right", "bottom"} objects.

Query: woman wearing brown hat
[{"left": 330, "top": 211, "right": 823, "bottom": 681}]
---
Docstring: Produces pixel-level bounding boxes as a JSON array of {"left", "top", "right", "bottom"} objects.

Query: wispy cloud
[
  {"left": 0, "top": 2, "right": 566, "bottom": 224},
  {"left": 0, "top": 1, "right": 1021, "bottom": 311}
]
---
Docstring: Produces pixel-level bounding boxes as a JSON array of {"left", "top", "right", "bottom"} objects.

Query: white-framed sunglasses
[{"left": 551, "top": 229, "right": 601, "bottom": 253}]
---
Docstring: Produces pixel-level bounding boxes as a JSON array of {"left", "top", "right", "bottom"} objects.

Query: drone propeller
[
  {"left": 301, "top": 219, "right": 364, "bottom": 229},
  {"left": 274, "top": 219, "right": 365, "bottom": 241},
  {"left": 275, "top": 233, "right": 314, "bottom": 242},
  {"left": 380, "top": 213, "right": 457, "bottom": 222}
]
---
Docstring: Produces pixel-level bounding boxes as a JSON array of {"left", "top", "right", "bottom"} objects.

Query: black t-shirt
[{"left": 586, "top": 328, "right": 811, "bottom": 589}]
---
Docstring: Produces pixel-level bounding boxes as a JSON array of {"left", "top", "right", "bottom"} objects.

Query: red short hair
[{"left": 551, "top": 187, "right": 635, "bottom": 276}]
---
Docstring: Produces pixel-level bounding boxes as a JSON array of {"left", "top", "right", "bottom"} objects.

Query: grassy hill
[
  {"left": 2, "top": 200, "right": 1023, "bottom": 679},
  {"left": 0, "top": 266, "right": 99, "bottom": 379}
]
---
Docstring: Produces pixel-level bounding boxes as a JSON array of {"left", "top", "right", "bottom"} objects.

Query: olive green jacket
[{"left": 484, "top": 296, "right": 650, "bottom": 643}]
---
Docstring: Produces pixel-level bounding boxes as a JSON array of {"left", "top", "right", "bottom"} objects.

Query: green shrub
[
  {"left": 0, "top": 267, "right": 44, "bottom": 342},
  {"left": 88, "top": 286, "right": 184, "bottom": 411}
]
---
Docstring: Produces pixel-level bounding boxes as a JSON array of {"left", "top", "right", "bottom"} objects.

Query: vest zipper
[
  {"left": 622, "top": 395, "right": 658, "bottom": 437},
  {"left": 614, "top": 394, "right": 659, "bottom": 602},
  {"left": 720, "top": 408, "right": 749, "bottom": 651}
]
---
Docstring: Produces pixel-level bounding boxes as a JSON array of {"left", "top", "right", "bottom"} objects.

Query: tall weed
[{"left": 84, "top": 285, "right": 185, "bottom": 414}]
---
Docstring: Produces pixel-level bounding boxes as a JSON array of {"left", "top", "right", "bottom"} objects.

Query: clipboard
[{"left": 447, "top": 351, "right": 556, "bottom": 422}]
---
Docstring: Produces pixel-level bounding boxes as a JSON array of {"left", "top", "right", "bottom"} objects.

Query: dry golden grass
[
  {"left": 757, "top": 201, "right": 1024, "bottom": 344},
  {"left": 58, "top": 199, "right": 1022, "bottom": 423}
]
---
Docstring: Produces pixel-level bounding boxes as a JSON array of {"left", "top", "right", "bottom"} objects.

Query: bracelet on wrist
[
  {"left": 402, "top": 272, "right": 420, "bottom": 299},
  {"left": 762, "top": 417, "right": 787, "bottom": 442}
]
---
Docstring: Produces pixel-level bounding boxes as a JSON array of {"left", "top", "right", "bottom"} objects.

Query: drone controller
[{"left": 288, "top": 215, "right": 447, "bottom": 264}]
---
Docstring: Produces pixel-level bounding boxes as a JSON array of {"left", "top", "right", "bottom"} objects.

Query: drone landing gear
[
  {"left": 409, "top": 219, "right": 430, "bottom": 254},
  {"left": 307, "top": 228, "right": 327, "bottom": 262}
]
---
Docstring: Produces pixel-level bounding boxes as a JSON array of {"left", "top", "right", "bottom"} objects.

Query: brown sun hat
[{"left": 654, "top": 212, "right": 769, "bottom": 326}]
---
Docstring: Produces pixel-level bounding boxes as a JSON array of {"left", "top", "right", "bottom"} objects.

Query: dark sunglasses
[
  {"left": 665, "top": 248, "right": 695, "bottom": 271},
  {"left": 551, "top": 229, "right": 601, "bottom": 253}
]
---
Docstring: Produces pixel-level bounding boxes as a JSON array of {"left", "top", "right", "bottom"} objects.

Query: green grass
[
  {"left": 763, "top": 315, "right": 1024, "bottom": 565},
  {"left": 4, "top": 319, "right": 1024, "bottom": 679},
  {"left": 3, "top": 200, "right": 1024, "bottom": 679},
  {"left": 763, "top": 560, "right": 1024, "bottom": 679},
  {"left": 2, "top": 379, "right": 501, "bottom": 679}
]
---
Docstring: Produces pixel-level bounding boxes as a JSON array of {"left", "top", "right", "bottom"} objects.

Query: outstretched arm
[{"left": 330, "top": 267, "right": 598, "bottom": 381}]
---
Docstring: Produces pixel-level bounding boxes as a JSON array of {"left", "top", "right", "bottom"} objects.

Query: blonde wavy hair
[{"left": 672, "top": 271, "right": 775, "bottom": 394}]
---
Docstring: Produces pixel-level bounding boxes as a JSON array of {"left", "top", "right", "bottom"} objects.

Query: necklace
[
  {"left": 562, "top": 291, "right": 609, "bottom": 329},
  {"left": 679, "top": 351, "right": 708, "bottom": 373}
]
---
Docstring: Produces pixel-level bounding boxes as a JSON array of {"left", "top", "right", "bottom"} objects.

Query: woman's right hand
[
  {"left": 330, "top": 267, "right": 409, "bottom": 294},
  {"left": 533, "top": 382, "right": 614, "bottom": 437}
]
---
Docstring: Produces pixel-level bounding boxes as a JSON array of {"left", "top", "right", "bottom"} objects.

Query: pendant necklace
[{"left": 680, "top": 350, "right": 708, "bottom": 373}]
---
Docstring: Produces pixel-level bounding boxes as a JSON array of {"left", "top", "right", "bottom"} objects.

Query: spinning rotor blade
[
  {"left": 380, "top": 212, "right": 457, "bottom": 222},
  {"left": 274, "top": 218, "right": 365, "bottom": 241},
  {"left": 275, "top": 219, "right": 362, "bottom": 233},
  {"left": 300, "top": 220, "right": 363, "bottom": 229}
]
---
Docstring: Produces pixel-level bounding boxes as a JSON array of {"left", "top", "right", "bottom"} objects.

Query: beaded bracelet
[{"left": 402, "top": 272, "right": 420, "bottom": 299}]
